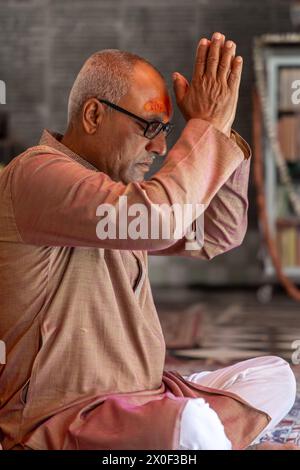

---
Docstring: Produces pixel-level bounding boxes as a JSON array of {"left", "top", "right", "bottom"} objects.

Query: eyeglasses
[{"left": 99, "top": 99, "right": 174, "bottom": 140}]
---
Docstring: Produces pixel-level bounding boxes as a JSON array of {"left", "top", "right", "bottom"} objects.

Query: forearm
[
  {"left": 199, "top": 154, "right": 251, "bottom": 259},
  {"left": 150, "top": 129, "right": 250, "bottom": 258}
]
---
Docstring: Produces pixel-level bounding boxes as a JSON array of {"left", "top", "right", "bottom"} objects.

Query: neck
[
  {"left": 61, "top": 126, "right": 84, "bottom": 159},
  {"left": 61, "top": 125, "right": 99, "bottom": 171}
]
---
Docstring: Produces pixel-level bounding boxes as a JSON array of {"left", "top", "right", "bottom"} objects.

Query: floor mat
[
  {"left": 158, "top": 293, "right": 300, "bottom": 446},
  {"left": 259, "top": 370, "right": 300, "bottom": 445}
]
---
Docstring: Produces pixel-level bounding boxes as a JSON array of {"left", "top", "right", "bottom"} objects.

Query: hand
[{"left": 172, "top": 32, "right": 243, "bottom": 137}]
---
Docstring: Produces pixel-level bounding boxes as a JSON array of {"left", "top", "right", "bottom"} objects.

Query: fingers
[
  {"left": 193, "top": 31, "right": 243, "bottom": 89},
  {"left": 206, "top": 32, "right": 223, "bottom": 78},
  {"left": 218, "top": 40, "right": 236, "bottom": 81},
  {"left": 172, "top": 72, "right": 190, "bottom": 104},
  {"left": 219, "top": 33, "right": 225, "bottom": 48},
  {"left": 228, "top": 56, "right": 243, "bottom": 92},
  {"left": 229, "top": 42, "right": 237, "bottom": 78},
  {"left": 194, "top": 37, "right": 211, "bottom": 77}
]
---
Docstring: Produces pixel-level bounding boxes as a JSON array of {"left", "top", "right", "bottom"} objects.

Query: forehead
[{"left": 121, "top": 62, "right": 172, "bottom": 121}]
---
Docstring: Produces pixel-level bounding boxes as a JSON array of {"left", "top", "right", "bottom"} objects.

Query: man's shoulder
[
  {"left": 18, "top": 144, "right": 70, "bottom": 162},
  {"left": 1, "top": 144, "right": 69, "bottom": 171},
  {"left": 11, "top": 143, "right": 97, "bottom": 175},
  {"left": 3, "top": 144, "right": 82, "bottom": 178}
]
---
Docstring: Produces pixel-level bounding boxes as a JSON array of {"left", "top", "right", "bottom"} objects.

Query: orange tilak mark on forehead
[
  {"left": 143, "top": 99, "right": 167, "bottom": 114},
  {"left": 164, "top": 95, "right": 172, "bottom": 115}
]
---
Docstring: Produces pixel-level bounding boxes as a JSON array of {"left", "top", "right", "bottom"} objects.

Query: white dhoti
[{"left": 179, "top": 355, "right": 297, "bottom": 450}]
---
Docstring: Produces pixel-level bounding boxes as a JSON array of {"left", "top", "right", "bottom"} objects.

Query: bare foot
[{"left": 249, "top": 442, "right": 300, "bottom": 450}]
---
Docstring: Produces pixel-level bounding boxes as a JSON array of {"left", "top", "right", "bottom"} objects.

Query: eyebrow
[
  {"left": 146, "top": 113, "right": 173, "bottom": 122},
  {"left": 146, "top": 114, "right": 164, "bottom": 121}
]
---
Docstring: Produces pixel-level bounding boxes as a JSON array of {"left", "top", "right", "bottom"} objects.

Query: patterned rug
[
  {"left": 259, "top": 371, "right": 300, "bottom": 446},
  {"left": 158, "top": 297, "right": 300, "bottom": 446}
]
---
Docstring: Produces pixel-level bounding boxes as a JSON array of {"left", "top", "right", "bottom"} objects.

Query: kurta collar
[{"left": 39, "top": 129, "right": 99, "bottom": 172}]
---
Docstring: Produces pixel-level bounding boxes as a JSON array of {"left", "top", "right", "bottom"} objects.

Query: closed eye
[{"left": 135, "top": 121, "right": 146, "bottom": 135}]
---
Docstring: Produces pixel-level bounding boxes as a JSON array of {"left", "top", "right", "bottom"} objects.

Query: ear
[{"left": 82, "top": 98, "right": 104, "bottom": 134}]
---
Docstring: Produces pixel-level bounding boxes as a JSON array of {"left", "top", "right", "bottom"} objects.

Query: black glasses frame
[{"left": 99, "top": 99, "right": 174, "bottom": 140}]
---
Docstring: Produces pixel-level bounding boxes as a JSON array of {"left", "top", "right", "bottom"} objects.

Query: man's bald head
[
  {"left": 62, "top": 49, "right": 171, "bottom": 184},
  {"left": 67, "top": 49, "right": 164, "bottom": 124}
]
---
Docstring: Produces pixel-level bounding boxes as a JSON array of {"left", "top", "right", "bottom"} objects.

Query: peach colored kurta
[{"left": 0, "top": 119, "right": 269, "bottom": 450}]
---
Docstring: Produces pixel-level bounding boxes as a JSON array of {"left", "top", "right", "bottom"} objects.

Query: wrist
[
  {"left": 223, "top": 127, "right": 232, "bottom": 138},
  {"left": 209, "top": 120, "right": 231, "bottom": 138}
]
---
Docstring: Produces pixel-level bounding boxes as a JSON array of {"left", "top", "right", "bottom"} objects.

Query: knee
[
  {"left": 254, "top": 355, "right": 290, "bottom": 368},
  {"left": 281, "top": 360, "right": 297, "bottom": 410},
  {"left": 261, "top": 355, "right": 297, "bottom": 409}
]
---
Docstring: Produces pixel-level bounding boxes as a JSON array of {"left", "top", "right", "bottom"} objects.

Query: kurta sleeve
[
  {"left": 149, "top": 130, "right": 251, "bottom": 259},
  {"left": 11, "top": 119, "right": 245, "bottom": 251}
]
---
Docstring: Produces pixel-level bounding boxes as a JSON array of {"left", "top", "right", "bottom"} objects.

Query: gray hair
[{"left": 67, "top": 49, "right": 160, "bottom": 124}]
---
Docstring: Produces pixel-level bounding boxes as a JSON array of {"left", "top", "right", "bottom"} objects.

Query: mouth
[{"left": 136, "top": 162, "right": 152, "bottom": 172}]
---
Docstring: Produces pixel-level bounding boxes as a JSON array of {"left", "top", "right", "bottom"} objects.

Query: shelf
[
  {"left": 276, "top": 217, "right": 300, "bottom": 226},
  {"left": 265, "top": 264, "right": 300, "bottom": 278},
  {"left": 278, "top": 109, "right": 300, "bottom": 114},
  {"left": 259, "top": 47, "right": 300, "bottom": 279},
  {"left": 285, "top": 161, "right": 300, "bottom": 179}
]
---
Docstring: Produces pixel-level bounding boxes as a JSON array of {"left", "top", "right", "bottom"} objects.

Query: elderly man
[{"left": 0, "top": 32, "right": 297, "bottom": 451}]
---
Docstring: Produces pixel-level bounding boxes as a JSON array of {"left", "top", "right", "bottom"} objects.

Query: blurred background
[
  {"left": 1, "top": 0, "right": 300, "bottom": 444},
  {"left": 2, "top": 0, "right": 300, "bottom": 287}
]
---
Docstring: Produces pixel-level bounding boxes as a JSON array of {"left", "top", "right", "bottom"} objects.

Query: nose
[{"left": 145, "top": 132, "right": 167, "bottom": 158}]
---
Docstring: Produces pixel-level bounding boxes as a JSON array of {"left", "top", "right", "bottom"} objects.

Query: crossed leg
[{"left": 178, "top": 356, "right": 297, "bottom": 450}]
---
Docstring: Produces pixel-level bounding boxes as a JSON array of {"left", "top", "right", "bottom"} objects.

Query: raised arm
[
  {"left": 10, "top": 32, "right": 244, "bottom": 251},
  {"left": 150, "top": 131, "right": 251, "bottom": 259},
  {"left": 150, "top": 32, "right": 249, "bottom": 258},
  {"left": 10, "top": 119, "right": 244, "bottom": 251}
]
